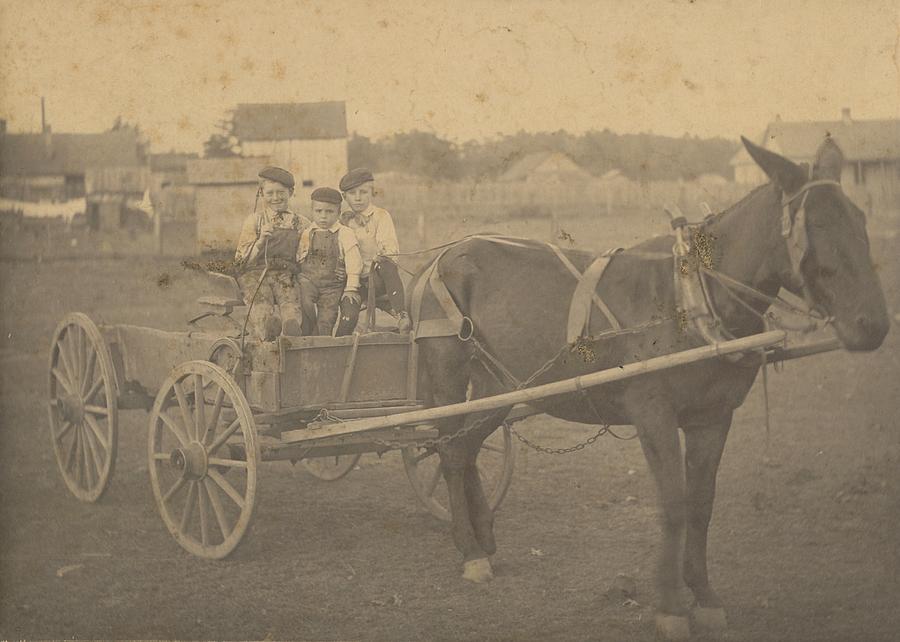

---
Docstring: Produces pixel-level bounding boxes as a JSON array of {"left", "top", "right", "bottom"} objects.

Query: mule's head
[{"left": 741, "top": 136, "right": 888, "bottom": 351}]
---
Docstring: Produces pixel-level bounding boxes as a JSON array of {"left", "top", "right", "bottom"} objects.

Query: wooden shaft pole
[{"left": 283, "top": 330, "right": 788, "bottom": 444}]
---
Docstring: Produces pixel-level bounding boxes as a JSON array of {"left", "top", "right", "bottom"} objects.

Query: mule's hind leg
[
  {"left": 627, "top": 391, "right": 691, "bottom": 640},
  {"left": 682, "top": 415, "right": 732, "bottom": 632}
]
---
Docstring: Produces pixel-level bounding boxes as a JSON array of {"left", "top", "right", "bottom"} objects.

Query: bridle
[{"left": 779, "top": 177, "right": 842, "bottom": 305}]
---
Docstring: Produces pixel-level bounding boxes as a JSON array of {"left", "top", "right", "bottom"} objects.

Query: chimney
[
  {"left": 841, "top": 107, "right": 851, "bottom": 124},
  {"left": 0, "top": 119, "right": 6, "bottom": 134},
  {"left": 774, "top": 113, "right": 782, "bottom": 122},
  {"left": 41, "top": 97, "right": 47, "bottom": 132}
]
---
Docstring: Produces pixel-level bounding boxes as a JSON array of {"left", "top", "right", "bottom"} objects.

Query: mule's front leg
[
  {"left": 631, "top": 398, "right": 691, "bottom": 641},
  {"left": 682, "top": 416, "right": 732, "bottom": 632}
]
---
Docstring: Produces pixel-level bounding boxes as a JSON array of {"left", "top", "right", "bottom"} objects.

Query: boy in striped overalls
[
  {"left": 296, "top": 187, "right": 364, "bottom": 336},
  {"left": 234, "top": 167, "right": 310, "bottom": 341}
]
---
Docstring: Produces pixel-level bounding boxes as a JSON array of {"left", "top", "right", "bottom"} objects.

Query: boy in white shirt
[
  {"left": 338, "top": 168, "right": 410, "bottom": 333},
  {"left": 296, "top": 187, "right": 363, "bottom": 336}
]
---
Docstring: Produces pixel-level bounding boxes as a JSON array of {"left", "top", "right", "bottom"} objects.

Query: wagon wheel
[
  {"left": 208, "top": 338, "right": 245, "bottom": 391},
  {"left": 148, "top": 361, "right": 259, "bottom": 559},
  {"left": 301, "top": 453, "right": 362, "bottom": 481},
  {"left": 402, "top": 423, "right": 516, "bottom": 522},
  {"left": 48, "top": 312, "right": 118, "bottom": 503}
]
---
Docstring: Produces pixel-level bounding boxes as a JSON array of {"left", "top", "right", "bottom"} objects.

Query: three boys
[{"left": 233, "top": 166, "right": 407, "bottom": 340}]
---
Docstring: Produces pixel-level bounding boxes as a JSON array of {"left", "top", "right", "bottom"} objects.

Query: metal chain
[
  {"left": 506, "top": 422, "right": 610, "bottom": 454},
  {"left": 370, "top": 407, "right": 501, "bottom": 451}
]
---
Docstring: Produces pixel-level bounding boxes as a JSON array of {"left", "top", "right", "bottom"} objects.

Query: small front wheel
[
  {"left": 301, "top": 453, "right": 361, "bottom": 481},
  {"left": 148, "top": 361, "right": 259, "bottom": 559}
]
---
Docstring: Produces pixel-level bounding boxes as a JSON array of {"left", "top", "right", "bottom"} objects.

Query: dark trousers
[
  {"left": 298, "top": 276, "right": 362, "bottom": 336},
  {"left": 335, "top": 256, "right": 405, "bottom": 335}
]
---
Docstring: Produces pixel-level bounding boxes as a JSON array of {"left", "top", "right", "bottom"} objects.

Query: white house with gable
[{"left": 232, "top": 101, "right": 349, "bottom": 200}]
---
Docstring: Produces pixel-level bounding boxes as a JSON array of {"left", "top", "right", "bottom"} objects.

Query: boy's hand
[
  {"left": 341, "top": 290, "right": 361, "bottom": 306},
  {"left": 259, "top": 222, "right": 274, "bottom": 240}
]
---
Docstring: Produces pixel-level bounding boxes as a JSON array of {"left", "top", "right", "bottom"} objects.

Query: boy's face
[
  {"left": 343, "top": 182, "right": 374, "bottom": 213},
  {"left": 311, "top": 200, "right": 341, "bottom": 229},
  {"left": 261, "top": 179, "right": 291, "bottom": 212}
]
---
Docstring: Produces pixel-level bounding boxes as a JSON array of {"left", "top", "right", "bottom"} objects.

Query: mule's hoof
[
  {"left": 655, "top": 614, "right": 691, "bottom": 641},
  {"left": 691, "top": 606, "right": 728, "bottom": 632},
  {"left": 462, "top": 558, "right": 494, "bottom": 583}
]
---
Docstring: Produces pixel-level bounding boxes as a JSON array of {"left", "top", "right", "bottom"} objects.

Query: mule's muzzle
[{"left": 835, "top": 313, "right": 889, "bottom": 352}]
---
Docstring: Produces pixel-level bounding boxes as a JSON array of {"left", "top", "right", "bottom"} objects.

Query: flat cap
[
  {"left": 310, "top": 187, "right": 343, "bottom": 205},
  {"left": 258, "top": 166, "right": 295, "bottom": 189},
  {"left": 339, "top": 167, "right": 375, "bottom": 192}
]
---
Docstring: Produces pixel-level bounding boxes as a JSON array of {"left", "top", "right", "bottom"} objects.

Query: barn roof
[
  {"left": 498, "top": 151, "right": 592, "bottom": 182},
  {"left": 186, "top": 156, "right": 271, "bottom": 185},
  {"left": 0, "top": 129, "right": 144, "bottom": 177},
  {"left": 731, "top": 115, "right": 900, "bottom": 166},
  {"left": 232, "top": 101, "right": 348, "bottom": 142}
]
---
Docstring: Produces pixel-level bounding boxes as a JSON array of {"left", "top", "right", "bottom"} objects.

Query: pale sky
[{"left": 1, "top": 0, "right": 898, "bottom": 153}]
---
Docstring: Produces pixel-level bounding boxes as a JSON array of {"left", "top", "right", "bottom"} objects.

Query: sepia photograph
[{"left": 1, "top": 1, "right": 898, "bottom": 640}]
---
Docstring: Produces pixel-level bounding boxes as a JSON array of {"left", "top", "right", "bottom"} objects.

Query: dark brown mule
[{"left": 411, "top": 137, "right": 888, "bottom": 639}]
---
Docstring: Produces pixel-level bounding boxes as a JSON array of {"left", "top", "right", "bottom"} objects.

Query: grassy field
[{"left": 0, "top": 218, "right": 898, "bottom": 640}]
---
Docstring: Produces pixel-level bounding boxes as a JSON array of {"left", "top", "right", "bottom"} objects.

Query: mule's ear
[
  {"left": 741, "top": 136, "right": 806, "bottom": 193},
  {"left": 812, "top": 136, "right": 844, "bottom": 182}
]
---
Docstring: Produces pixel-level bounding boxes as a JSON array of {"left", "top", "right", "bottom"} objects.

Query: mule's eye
[{"left": 817, "top": 266, "right": 837, "bottom": 280}]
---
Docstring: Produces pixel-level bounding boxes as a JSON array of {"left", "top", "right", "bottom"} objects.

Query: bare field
[{"left": 1, "top": 228, "right": 898, "bottom": 641}]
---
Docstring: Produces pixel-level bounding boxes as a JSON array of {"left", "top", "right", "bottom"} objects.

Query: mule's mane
[{"left": 706, "top": 182, "right": 773, "bottom": 226}]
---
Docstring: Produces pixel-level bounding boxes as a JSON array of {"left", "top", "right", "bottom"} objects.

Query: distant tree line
[
  {"left": 202, "top": 118, "right": 739, "bottom": 182},
  {"left": 349, "top": 130, "right": 739, "bottom": 182}
]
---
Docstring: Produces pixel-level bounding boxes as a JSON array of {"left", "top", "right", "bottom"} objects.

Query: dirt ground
[{"left": 1, "top": 227, "right": 898, "bottom": 641}]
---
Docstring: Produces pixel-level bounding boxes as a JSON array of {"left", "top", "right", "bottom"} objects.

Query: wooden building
[
  {"left": 730, "top": 109, "right": 900, "bottom": 216},
  {"left": 232, "top": 101, "right": 349, "bottom": 199}
]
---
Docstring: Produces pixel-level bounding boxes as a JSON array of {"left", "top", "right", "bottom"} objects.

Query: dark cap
[
  {"left": 258, "top": 166, "right": 295, "bottom": 189},
  {"left": 339, "top": 168, "right": 375, "bottom": 192},
  {"left": 310, "top": 187, "right": 343, "bottom": 205}
]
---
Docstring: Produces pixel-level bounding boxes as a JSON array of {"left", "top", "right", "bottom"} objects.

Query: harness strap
[{"left": 547, "top": 243, "right": 622, "bottom": 342}]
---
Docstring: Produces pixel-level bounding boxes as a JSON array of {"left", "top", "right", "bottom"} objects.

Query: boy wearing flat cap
[
  {"left": 234, "top": 166, "right": 310, "bottom": 341},
  {"left": 338, "top": 168, "right": 410, "bottom": 333},
  {"left": 296, "top": 187, "right": 363, "bottom": 336}
]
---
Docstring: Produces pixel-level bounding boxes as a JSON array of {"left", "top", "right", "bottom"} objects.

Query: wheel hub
[
  {"left": 170, "top": 442, "right": 208, "bottom": 480},
  {"left": 58, "top": 393, "right": 85, "bottom": 423}
]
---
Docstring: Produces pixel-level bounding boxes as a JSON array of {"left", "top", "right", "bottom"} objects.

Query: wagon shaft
[{"left": 283, "top": 330, "right": 791, "bottom": 443}]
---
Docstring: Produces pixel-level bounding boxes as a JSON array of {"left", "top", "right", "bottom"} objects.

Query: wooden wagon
[{"left": 47, "top": 273, "right": 838, "bottom": 559}]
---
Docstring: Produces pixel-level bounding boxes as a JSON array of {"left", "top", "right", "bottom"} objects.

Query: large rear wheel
[
  {"left": 148, "top": 361, "right": 258, "bottom": 559},
  {"left": 48, "top": 313, "right": 118, "bottom": 502}
]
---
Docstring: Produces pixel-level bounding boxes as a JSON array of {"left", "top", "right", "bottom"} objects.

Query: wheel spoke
[
  {"left": 84, "top": 413, "right": 109, "bottom": 453},
  {"left": 82, "top": 425, "right": 97, "bottom": 488},
  {"left": 65, "top": 332, "right": 82, "bottom": 390},
  {"left": 198, "top": 481, "right": 210, "bottom": 546},
  {"left": 204, "top": 387, "right": 226, "bottom": 446},
  {"left": 72, "top": 424, "right": 84, "bottom": 484},
  {"left": 51, "top": 367, "right": 77, "bottom": 397},
  {"left": 172, "top": 381, "right": 195, "bottom": 442},
  {"left": 84, "top": 404, "right": 109, "bottom": 417},
  {"left": 64, "top": 426, "right": 78, "bottom": 472},
  {"left": 80, "top": 348, "right": 97, "bottom": 398},
  {"left": 179, "top": 481, "right": 198, "bottom": 534},
  {"left": 207, "top": 457, "right": 247, "bottom": 469},
  {"left": 207, "top": 419, "right": 241, "bottom": 454},
  {"left": 158, "top": 410, "right": 189, "bottom": 447},
  {"left": 207, "top": 469, "right": 245, "bottom": 509},
  {"left": 203, "top": 478, "right": 231, "bottom": 539},
  {"left": 83, "top": 376, "right": 103, "bottom": 405},
  {"left": 55, "top": 419, "right": 75, "bottom": 442},
  {"left": 56, "top": 336, "right": 77, "bottom": 391},
  {"left": 75, "top": 327, "right": 85, "bottom": 385},
  {"left": 82, "top": 422, "right": 104, "bottom": 481},
  {"left": 163, "top": 475, "right": 187, "bottom": 504},
  {"left": 194, "top": 373, "right": 206, "bottom": 444},
  {"left": 425, "top": 465, "right": 443, "bottom": 498}
]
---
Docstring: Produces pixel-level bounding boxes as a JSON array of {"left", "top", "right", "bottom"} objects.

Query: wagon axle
[{"left": 57, "top": 393, "right": 85, "bottom": 424}]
